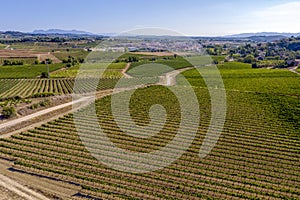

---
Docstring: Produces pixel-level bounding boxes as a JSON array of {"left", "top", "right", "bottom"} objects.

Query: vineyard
[
  {"left": 0, "top": 60, "right": 299, "bottom": 199},
  {"left": 51, "top": 62, "right": 126, "bottom": 78},
  {"left": 180, "top": 62, "right": 300, "bottom": 96},
  {"left": 0, "top": 63, "right": 65, "bottom": 79},
  {"left": 0, "top": 78, "right": 120, "bottom": 98}
]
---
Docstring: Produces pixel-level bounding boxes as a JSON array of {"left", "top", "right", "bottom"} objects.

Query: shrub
[
  {"left": 41, "top": 72, "right": 49, "bottom": 78},
  {"left": 30, "top": 92, "right": 55, "bottom": 98},
  {"left": 2, "top": 106, "right": 16, "bottom": 118}
]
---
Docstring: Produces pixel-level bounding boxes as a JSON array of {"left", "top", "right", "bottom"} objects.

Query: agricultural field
[
  {"left": 0, "top": 57, "right": 37, "bottom": 65},
  {"left": 0, "top": 63, "right": 65, "bottom": 79},
  {"left": 180, "top": 62, "right": 300, "bottom": 96},
  {"left": 0, "top": 61, "right": 298, "bottom": 199},
  {"left": 0, "top": 49, "right": 61, "bottom": 63},
  {"left": 0, "top": 78, "right": 120, "bottom": 98},
  {"left": 0, "top": 44, "right": 7, "bottom": 49},
  {"left": 52, "top": 49, "right": 89, "bottom": 61},
  {"left": 51, "top": 62, "right": 126, "bottom": 78},
  {"left": 211, "top": 55, "right": 226, "bottom": 63},
  {"left": 9, "top": 42, "right": 74, "bottom": 51}
]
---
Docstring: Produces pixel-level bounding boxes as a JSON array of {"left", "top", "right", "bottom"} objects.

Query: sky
[{"left": 0, "top": 0, "right": 300, "bottom": 36}]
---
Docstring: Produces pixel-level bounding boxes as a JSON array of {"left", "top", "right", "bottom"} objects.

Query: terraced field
[{"left": 0, "top": 62, "right": 299, "bottom": 199}]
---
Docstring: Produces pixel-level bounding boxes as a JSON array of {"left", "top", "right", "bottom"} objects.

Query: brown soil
[
  {"left": 0, "top": 185, "right": 25, "bottom": 200},
  {"left": 130, "top": 52, "right": 191, "bottom": 56},
  {"left": 130, "top": 51, "right": 176, "bottom": 56},
  {"left": 0, "top": 49, "right": 61, "bottom": 64}
]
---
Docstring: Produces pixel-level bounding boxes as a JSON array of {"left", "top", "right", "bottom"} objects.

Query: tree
[
  {"left": 41, "top": 72, "right": 49, "bottom": 78},
  {"left": 2, "top": 106, "right": 16, "bottom": 118},
  {"left": 3, "top": 60, "right": 11, "bottom": 66},
  {"left": 252, "top": 63, "right": 259, "bottom": 68},
  {"left": 244, "top": 55, "right": 256, "bottom": 64}
]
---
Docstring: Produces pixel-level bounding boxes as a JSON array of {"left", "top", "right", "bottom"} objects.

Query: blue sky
[{"left": 1, "top": 0, "right": 299, "bottom": 36}]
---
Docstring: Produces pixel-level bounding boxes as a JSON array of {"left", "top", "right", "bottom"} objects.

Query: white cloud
[{"left": 251, "top": 1, "right": 300, "bottom": 32}]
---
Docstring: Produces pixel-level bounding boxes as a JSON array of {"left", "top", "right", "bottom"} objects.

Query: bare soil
[
  {"left": 130, "top": 51, "right": 176, "bottom": 56},
  {"left": 0, "top": 49, "right": 61, "bottom": 63}
]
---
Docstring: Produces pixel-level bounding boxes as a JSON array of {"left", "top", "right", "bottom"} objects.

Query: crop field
[
  {"left": 0, "top": 62, "right": 298, "bottom": 199},
  {"left": 53, "top": 49, "right": 89, "bottom": 61},
  {"left": 0, "top": 57, "right": 37, "bottom": 65},
  {"left": 0, "top": 44, "right": 6, "bottom": 49},
  {"left": 8, "top": 42, "right": 76, "bottom": 51},
  {"left": 0, "top": 63, "right": 66, "bottom": 79},
  {"left": 51, "top": 62, "right": 126, "bottom": 78},
  {"left": 128, "top": 56, "right": 192, "bottom": 76},
  {"left": 180, "top": 62, "right": 300, "bottom": 96},
  {"left": 0, "top": 78, "right": 120, "bottom": 98}
]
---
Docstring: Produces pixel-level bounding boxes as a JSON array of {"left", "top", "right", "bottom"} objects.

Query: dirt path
[
  {"left": 0, "top": 96, "right": 93, "bottom": 138},
  {"left": 0, "top": 89, "right": 119, "bottom": 138},
  {"left": 49, "top": 67, "right": 67, "bottom": 75},
  {"left": 36, "top": 53, "right": 61, "bottom": 64},
  {"left": 0, "top": 174, "right": 50, "bottom": 200},
  {"left": 159, "top": 67, "right": 193, "bottom": 86},
  {"left": 4, "top": 45, "right": 10, "bottom": 50},
  {"left": 288, "top": 66, "right": 300, "bottom": 75},
  {"left": 122, "top": 62, "right": 133, "bottom": 78}
]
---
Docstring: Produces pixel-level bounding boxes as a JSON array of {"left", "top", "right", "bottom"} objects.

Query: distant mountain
[
  {"left": 32, "top": 29, "right": 95, "bottom": 35},
  {"left": 97, "top": 33, "right": 117, "bottom": 37},
  {"left": 227, "top": 32, "right": 300, "bottom": 38}
]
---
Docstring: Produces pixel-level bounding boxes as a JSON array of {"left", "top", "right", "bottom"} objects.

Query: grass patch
[{"left": 0, "top": 63, "right": 65, "bottom": 79}]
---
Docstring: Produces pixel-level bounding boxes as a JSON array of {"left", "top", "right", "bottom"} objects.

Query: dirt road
[
  {"left": 122, "top": 62, "right": 132, "bottom": 78},
  {"left": 36, "top": 52, "right": 61, "bottom": 64},
  {"left": 0, "top": 174, "right": 50, "bottom": 200},
  {"left": 288, "top": 66, "right": 300, "bottom": 75},
  {"left": 159, "top": 67, "right": 193, "bottom": 86},
  {"left": 0, "top": 96, "right": 93, "bottom": 138}
]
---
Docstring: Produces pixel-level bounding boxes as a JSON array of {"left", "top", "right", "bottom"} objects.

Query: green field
[
  {"left": 0, "top": 78, "right": 120, "bottom": 99},
  {"left": 0, "top": 61, "right": 299, "bottom": 199},
  {"left": 51, "top": 62, "right": 126, "bottom": 78},
  {"left": 0, "top": 44, "right": 7, "bottom": 49},
  {"left": 0, "top": 63, "right": 65, "bottom": 79},
  {"left": 180, "top": 62, "right": 300, "bottom": 95},
  {"left": 53, "top": 49, "right": 89, "bottom": 61},
  {"left": 179, "top": 62, "right": 299, "bottom": 132},
  {"left": 211, "top": 55, "right": 226, "bottom": 63},
  {"left": 0, "top": 57, "right": 37, "bottom": 65}
]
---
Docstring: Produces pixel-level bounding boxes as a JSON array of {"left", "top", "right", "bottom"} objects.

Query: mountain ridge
[
  {"left": 227, "top": 32, "right": 300, "bottom": 38},
  {"left": 31, "top": 29, "right": 95, "bottom": 35}
]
